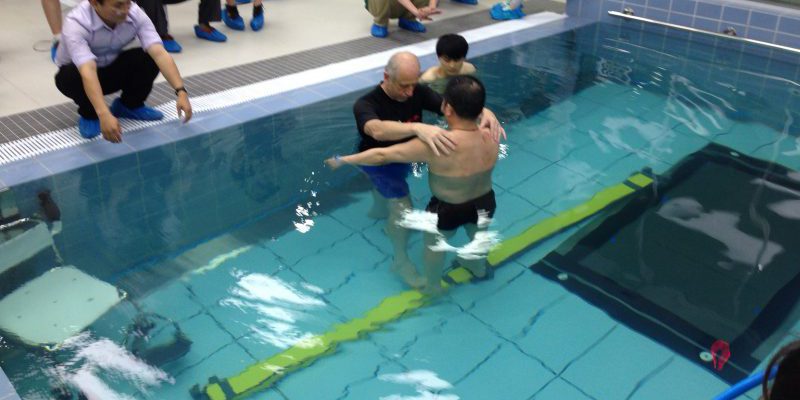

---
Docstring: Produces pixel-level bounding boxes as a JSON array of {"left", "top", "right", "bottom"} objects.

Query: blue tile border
[
  {"left": 568, "top": 0, "right": 800, "bottom": 49},
  {"left": 0, "top": 15, "right": 580, "bottom": 191}
]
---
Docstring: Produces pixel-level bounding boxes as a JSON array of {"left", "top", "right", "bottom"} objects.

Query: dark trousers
[
  {"left": 54, "top": 48, "right": 160, "bottom": 119},
  {"left": 136, "top": 0, "right": 221, "bottom": 36}
]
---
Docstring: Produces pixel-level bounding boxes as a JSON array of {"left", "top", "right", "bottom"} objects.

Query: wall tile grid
[
  {"left": 567, "top": 0, "right": 800, "bottom": 50},
  {"left": 567, "top": 5, "right": 800, "bottom": 122}
]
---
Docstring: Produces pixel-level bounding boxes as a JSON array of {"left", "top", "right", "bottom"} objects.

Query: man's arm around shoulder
[{"left": 326, "top": 138, "right": 433, "bottom": 169}]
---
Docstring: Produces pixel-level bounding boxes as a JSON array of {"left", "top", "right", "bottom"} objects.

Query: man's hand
[
  {"left": 413, "top": 123, "right": 455, "bottom": 156},
  {"left": 99, "top": 113, "right": 122, "bottom": 143},
  {"left": 478, "top": 108, "right": 507, "bottom": 143},
  {"left": 324, "top": 156, "right": 345, "bottom": 170},
  {"left": 177, "top": 91, "right": 192, "bottom": 123},
  {"left": 416, "top": 6, "right": 441, "bottom": 20}
]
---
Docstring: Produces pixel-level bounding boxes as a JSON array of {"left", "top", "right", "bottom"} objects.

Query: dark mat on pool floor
[{"left": 531, "top": 143, "right": 800, "bottom": 383}]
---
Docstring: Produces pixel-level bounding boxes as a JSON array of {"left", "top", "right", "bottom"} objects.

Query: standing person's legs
[
  {"left": 423, "top": 229, "right": 455, "bottom": 295},
  {"left": 366, "top": 0, "right": 391, "bottom": 27},
  {"left": 136, "top": 0, "right": 170, "bottom": 37},
  {"left": 195, "top": 0, "right": 226, "bottom": 41},
  {"left": 41, "top": 0, "right": 62, "bottom": 60}
]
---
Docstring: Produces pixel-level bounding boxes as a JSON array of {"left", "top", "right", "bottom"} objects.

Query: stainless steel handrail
[{"left": 608, "top": 10, "right": 800, "bottom": 55}]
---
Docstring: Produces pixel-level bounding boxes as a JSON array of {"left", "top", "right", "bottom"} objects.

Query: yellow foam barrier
[{"left": 193, "top": 173, "right": 653, "bottom": 400}]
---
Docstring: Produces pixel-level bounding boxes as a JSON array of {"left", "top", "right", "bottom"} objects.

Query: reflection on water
[
  {"left": 53, "top": 332, "right": 172, "bottom": 400},
  {"left": 220, "top": 272, "right": 326, "bottom": 349},
  {"left": 657, "top": 197, "right": 783, "bottom": 270},
  {"left": 398, "top": 210, "right": 501, "bottom": 260},
  {"left": 379, "top": 370, "right": 458, "bottom": 400}
]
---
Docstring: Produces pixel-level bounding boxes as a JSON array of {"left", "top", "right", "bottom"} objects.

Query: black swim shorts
[{"left": 425, "top": 190, "right": 496, "bottom": 231}]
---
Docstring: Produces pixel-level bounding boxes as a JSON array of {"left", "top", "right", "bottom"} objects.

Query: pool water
[{"left": 2, "top": 21, "right": 800, "bottom": 400}]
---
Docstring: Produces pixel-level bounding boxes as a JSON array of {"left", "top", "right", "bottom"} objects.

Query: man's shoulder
[{"left": 420, "top": 67, "right": 438, "bottom": 82}]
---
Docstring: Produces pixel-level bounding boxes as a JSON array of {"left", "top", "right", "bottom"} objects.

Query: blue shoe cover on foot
[
  {"left": 250, "top": 13, "right": 264, "bottom": 31},
  {"left": 453, "top": 0, "right": 478, "bottom": 4},
  {"left": 162, "top": 39, "right": 182, "bottom": 53},
  {"left": 78, "top": 117, "right": 100, "bottom": 139},
  {"left": 398, "top": 18, "right": 426, "bottom": 33},
  {"left": 110, "top": 98, "right": 164, "bottom": 121},
  {"left": 490, "top": 2, "right": 524, "bottom": 20},
  {"left": 222, "top": 8, "right": 245, "bottom": 30},
  {"left": 194, "top": 25, "right": 227, "bottom": 42},
  {"left": 371, "top": 24, "right": 388, "bottom": 38},
  {"left": 50, "top": 41, "right": 58, "bottom": 63}
]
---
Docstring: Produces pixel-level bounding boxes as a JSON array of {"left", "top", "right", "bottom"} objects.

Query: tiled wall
[{"left": 567, "top": 0, "right": 800, "bottom": 49}]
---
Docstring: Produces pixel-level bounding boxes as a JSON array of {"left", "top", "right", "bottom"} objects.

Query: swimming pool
[{"left": 1, "top": 17, "right": 800, "bottom": 400}]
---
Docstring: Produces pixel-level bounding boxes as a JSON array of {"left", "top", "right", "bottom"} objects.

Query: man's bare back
[{"left": 427, "top": 127, "right": 498, "bottom": 204}]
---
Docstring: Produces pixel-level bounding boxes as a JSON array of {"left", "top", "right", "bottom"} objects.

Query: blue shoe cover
[
  {"left": 50, "top": 41, "right": 58, "bottom": 63},
  {"left": 222, "top": 7, "right": 245, "bottom": 30},
  {"left": 250, "top": 13, "right": 264, "bottom": 31},
  {"left": 398, "top": 18, "right": 426, "bottom": 33},
  {"left": 452, "top": 0, "right": 478, "bottom": 4},
  {"left": 371, "top": 24, "right": 388, "bottom": 38},
  {"left": 78, "top": 117, "right": 100, "bottom": 139},
  {"left": 162, "top": 39, "right": 182, "bottom": 53},
  {"left": 490, "top": 2, "right": 524, "bottom": 20},
  {"left": 194, "top": 25, "right": 227, "bottom": 42},
  {"left": 235, "top": 0, "right": 251, "bottom": 3},
  {"left": 111, "top": 98, "right": 164, "bottom": 121}
]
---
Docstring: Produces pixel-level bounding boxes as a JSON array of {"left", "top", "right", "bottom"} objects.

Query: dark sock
[
  {"left": 253, "top": 4, "right": 263, "bottom": 17},
  {"left": 226, "top": 4, "right": 240, "bottom": 18}
]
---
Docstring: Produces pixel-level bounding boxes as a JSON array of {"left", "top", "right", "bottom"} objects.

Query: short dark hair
[
  {"left": 436, "top": 34, "right": 469, "bottom": 60},
  {"left": 443, "top": 75, "right": 485, "bottom": 120}
]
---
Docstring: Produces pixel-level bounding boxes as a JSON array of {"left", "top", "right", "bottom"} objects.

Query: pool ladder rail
[{"left": 608, "top": 9, "right": 800, "bottom": 55}]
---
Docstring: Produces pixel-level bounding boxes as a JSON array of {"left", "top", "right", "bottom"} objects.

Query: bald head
[{"left": 385, "top": 52, "right": 420, "bottom": 79}]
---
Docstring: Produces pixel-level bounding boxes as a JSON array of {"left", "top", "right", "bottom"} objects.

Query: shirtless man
[{"left": 328, "top": 76, "right": 498, "bottom": 294}]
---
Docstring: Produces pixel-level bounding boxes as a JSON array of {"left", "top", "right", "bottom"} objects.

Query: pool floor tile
[
  {"left": 268, "top": 215, "right": 355, "bottom": 266},
  {"left": 370, "top": 301, "right": 465, "bottom": 355},
  {"left": 469, "top": 271, "right": 569, "bottom": 339},
  {"left": 516, "top": 295, "right": 617, "bottom": 373},
  {"left": 628, "top": 356, "right": 730, "bottom": 400},
  {"left": 493, "top": 148, "right": 552, "bottom": 190},
  {"left": 713, "top": 121, "right": 784, "bottom": 154},
  {"left": 164, "top": 313, "right": 238, "bottom": 374},
  {"left": 291, "top": 234, "right": 388, "bottom": 292},
  {"left": 139, "top": 281, "right": 204, "bottom": 323},
  {"left": 453, "top": 343, "right": 555, "bottom": 399},
  {"left": 160, "top": 342, "right": 262, "bottom": 400},
  {"left": 276, "top": 340, "right": 389, "bottom": 400},
  {"left": 518, "top": 123, "right": 595, "bottom": 163},
  {"left": 509, "top": 163, "right": 593, "bottom": 208},
  {"left": 751, "top": 137, "right": 800, "bottom": 170},
  {"left": 531, "top": 377, "right": 594, "bottom": 400},
  {"left": 324, "top": 268, "right": 414, "bottom": 320},
  {"left": 397, "top": 313, "right": 504, "bottom": 383},
  {"left": 561, "top": 325, "right": 676, "bottom": 400}
]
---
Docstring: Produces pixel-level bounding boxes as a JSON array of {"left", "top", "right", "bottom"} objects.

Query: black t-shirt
[{"left": 353, "top": 84, "right": 443, "bottom": 152}]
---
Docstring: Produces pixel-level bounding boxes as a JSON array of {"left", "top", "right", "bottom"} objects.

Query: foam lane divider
[{"left": 191, "top": 173, "right": 654, "bottom": 400}]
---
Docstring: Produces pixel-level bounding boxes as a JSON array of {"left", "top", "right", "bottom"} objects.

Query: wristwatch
[{"left": 175, "top": 86, "right": 187, "bottom": 96}]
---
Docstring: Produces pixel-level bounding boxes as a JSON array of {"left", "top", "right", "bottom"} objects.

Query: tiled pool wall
[
  {"left": 2, "top": 93, "right": 374, "bottom": 283},
  {"left": 568, "top": 0, "right": 800, "bottom": 49},
  {"left": 570, "top": 21, "right": 800, "bottom": 135}
]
